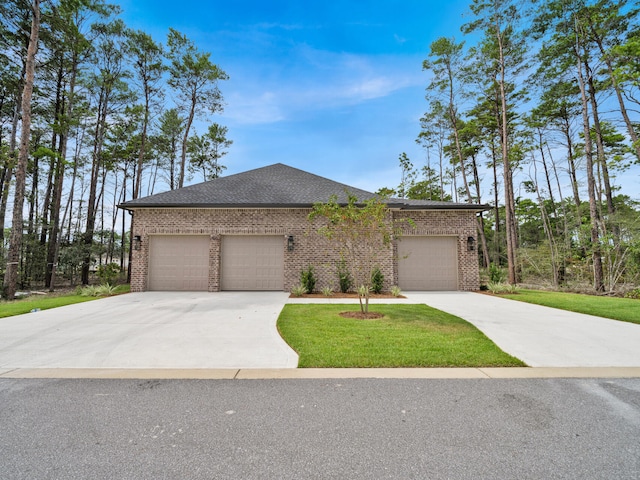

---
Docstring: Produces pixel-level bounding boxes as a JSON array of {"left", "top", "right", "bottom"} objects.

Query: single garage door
[
  {"left": 221, "top": 235, "right": 284, "bottom": 291},
  {"left": 148, "top": 235, "right": 210, "bottom": 291},
  {"left": 398, "top": 236, "right": 458, "bottom": 290}
]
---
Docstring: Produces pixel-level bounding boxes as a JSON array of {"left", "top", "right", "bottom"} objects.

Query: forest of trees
[
  {"left": 0, "top": 0, "right": 230, "bottom": 298},
  {"left": 384, "top": 0, "right": 640, "bottom": 294},
  {"left": 1, "top": 0, "right": 639, "bottom": 299}
]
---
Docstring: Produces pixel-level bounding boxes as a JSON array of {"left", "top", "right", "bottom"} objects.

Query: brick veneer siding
[{"left": 129, "top": 207, "right": 480, "bottom": 292}]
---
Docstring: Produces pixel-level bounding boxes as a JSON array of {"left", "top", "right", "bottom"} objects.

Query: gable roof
[{"left": 120, "top": 163, "right": 486, "bottom": 211}]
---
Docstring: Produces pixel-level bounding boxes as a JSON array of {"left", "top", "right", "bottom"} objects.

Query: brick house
[{"left": 120, "top": 163, "right": 486, "bottom": 292}]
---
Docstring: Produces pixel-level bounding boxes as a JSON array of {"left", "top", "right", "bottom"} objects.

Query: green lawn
[
  {"left": 502, "top": 289, "right": 640, "bottom": 325},
  {"left": 277, "top": 304, "right": 525, "bottom": 368},
  {"left": 0, "top": 284, "right": 130, "bottom": 319}
]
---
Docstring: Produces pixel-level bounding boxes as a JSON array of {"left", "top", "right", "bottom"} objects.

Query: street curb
[{"left": 1, "top": 367, "right": 640, "bottom": 380}]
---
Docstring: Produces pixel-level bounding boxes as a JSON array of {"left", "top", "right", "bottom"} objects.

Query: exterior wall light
[
  {"left": 467, "top": 236, "right": 476, "bottom": 252},
  {"left": 133, "top": 235, "right": 142, "bottom": 251},
  {"left": 287, "top": 235, "right": 294, "bottom": 252}
]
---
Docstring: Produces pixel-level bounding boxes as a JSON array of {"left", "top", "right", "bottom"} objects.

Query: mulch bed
[
  {"left": 339, "top": 311, "right": 385, "bottom": 320},
  {"left": 289, "top": 292, "right": 405, "bottom": 299}
]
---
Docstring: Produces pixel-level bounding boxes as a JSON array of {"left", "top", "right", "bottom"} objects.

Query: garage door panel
[
  {"left": 398, "top": 236, "right": 458, "bottom": 291},
  {"left": 221, "top": 236, "right": 284, "bottom": 291},
  {"left": 148, "top": 235, "right": 210, "bottom": 291}
]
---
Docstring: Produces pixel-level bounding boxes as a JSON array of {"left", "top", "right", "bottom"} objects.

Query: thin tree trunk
[
  {"left": 560, "top": 119, "right": 581, "bottom": 209},
  {"left": 471, "top": 153, "right": 490, "bottom": 268},
  {"left": 532, "top": 155, "right": 558, "bottom": 286},
  {"left": 3, "top": 0, "right": 40, "bottom": 299},
  {"left": 586, "top": 70, "right": 615, "bottom": 217},
  {"left": 178, "top": 100, "right": 196, "bottom": 188},
  {"left": 82, "top": 86, "right": 109, "bottom": 285},
  {"left": 576, "top": 25, "right": 604, "bottom": 292},
  {"left": 0, "top": 95, "right": 23, "bottom": 252},
  {"left": 496, "top": 24, "right": 517, "bottom": 284},
  {"left": 548, "top": 144, "right": 569, "bottom": 285}
]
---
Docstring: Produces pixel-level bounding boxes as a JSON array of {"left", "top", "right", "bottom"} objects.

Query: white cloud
[{"left": 223, "top": 47, "right": 423, "bottom": 125}]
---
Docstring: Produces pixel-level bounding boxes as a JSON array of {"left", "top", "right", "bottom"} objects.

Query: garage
[
  {"left": 398, "top": 236, "right": 459, "bottom": 290},
  {"left": 148, "top": 235, "right": 210, "bottom": 291},
  {"left": 221, "top": 235, "right": 284, "bottom": 291}
]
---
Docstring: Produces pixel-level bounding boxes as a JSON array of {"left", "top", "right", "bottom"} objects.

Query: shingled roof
[{"left": 120, "top": 163, "right": 485, "bottom": 210}]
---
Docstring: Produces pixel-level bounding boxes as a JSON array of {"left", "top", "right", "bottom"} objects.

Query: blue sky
[
  {"left": 119, "top": 0, "right": 472, "bottom": 192},
  {"left": 118, "top": 0, "right": 639, "bottom": 200}
]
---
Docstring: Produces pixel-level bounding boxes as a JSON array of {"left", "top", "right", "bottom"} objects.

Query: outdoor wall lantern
[
  {"left": 133, "top": 235, "right": 142, "bottom": 251},
  {"left": 287, "top": 235, "right": 295, "bottom": 252},
  {"left": 467, "top": 236, "right": 476, "bottom": 252}
]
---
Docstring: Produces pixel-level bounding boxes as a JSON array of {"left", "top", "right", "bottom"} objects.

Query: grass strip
[
  {"left": 502, "top": 289, "right": 640, "bottom": 325},
  {"left": 277, "top": 304, "right": 525, "bottom": 368},
  {"left": 0, "top": 284, "right": 130, "bottom": 319}
]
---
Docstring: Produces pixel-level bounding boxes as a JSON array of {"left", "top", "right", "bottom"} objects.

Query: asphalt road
[{"left": 1, "top": 378, "right": 639, "bottom": 479}]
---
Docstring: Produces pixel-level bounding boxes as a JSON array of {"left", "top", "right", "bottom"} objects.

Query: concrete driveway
[
  {"left": 407, "top": 292, "right": 640, "bottom": 367},
  {"left": 288, "top": 291, "right": 640, "bottom": 367},
  {"left": 0, "top": 292, "right": 298, "bottom": 370}
]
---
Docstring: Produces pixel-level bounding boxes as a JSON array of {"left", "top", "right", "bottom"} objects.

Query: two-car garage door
[
  {"left": 147, "top": 235, "right": 283, "bottom": 291},
  {"left": 397, "top": 236, "right": 459, "bottom": 291}
]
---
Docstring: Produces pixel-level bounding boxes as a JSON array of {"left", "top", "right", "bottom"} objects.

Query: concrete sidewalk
[{"left": 2, "top": 366, "right": 640, "bottom": 379}]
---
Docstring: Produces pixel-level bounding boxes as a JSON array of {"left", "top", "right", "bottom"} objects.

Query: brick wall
[{"left": 130, "top": 207, "right": 480, "bottom": 292}]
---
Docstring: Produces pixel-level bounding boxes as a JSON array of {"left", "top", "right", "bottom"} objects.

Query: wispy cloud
[{"left": 224, "top": 47, "right": 423, "bottom": 125}]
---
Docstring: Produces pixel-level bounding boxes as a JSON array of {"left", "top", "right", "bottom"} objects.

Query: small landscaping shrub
[
  {"left": 78, "top": 284, "right": 118, "bottom": 297},
  {"left": 300, "top": 266, "right": 317, "bottom": 294},
  {"left": 624, "top": 288, "right": 640, "bottom": 299},
  {"left": 336, "top": 259, "right": 352, "bottom": 293},
  {"left": 488, "top": 282, "right": 520, "bottom": 294},
  {"left": 291, "top": 284, "right": 307, "bottom": 297},
  {"left": 489, "top": 263, "right": 506, "bottom": 283},
  {"left": 391, "top": 285, "right": 402, "bottom": 297},
  {"left": 96, "top": 262, "right": 121, "bottom": 286},
  {"left": 322, "top": 286, "right": 334, "bottom": 296},
  {"left": 371, "top": 267, "right": 384, "bottom": 294},
  {"left": 357, "top": 284, "right": 370, "bottom": 297}
]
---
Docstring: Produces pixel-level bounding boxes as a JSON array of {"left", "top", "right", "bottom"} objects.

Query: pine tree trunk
[
  {"left": 496, "top": 26, "right": 518, "bottom": 284},
  {"left": 576, "top": 33, "right": 604, "bottom": 292},
  {"left": 586, "top": 72, "right": 615, "bottom": 217},
  {"left": 3, "top": 0, "right": 40, "bottom": 299},
  {"left": 178, "top": 101, "right": 196, "bottom": 188}
]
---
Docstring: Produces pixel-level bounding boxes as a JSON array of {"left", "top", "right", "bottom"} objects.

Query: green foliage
[
  {"left": 277, "top": 304, "right": 525, "bottom": 368},
  {"left": 299, "top": 265, "right": 317, "bottom": 294},
  {"left": 186, "top": 123, "right": 232, "bottom": 181},
  {"left": 488, "top": 282, "right": 520, "bottom": 294},
  {"left": 488, "top": 263, "right": 506, "bottom": 283},
  {"left": 77, "top": 284, "right": 118, "bottom": 297},
  {"left": 336, "top": 259, "right": 352, "bottom": 293},
  {"left": 96, "top": 262, "right": 121, "bottom": 285},
  {"left": 309, "top": 194, "right": 409, "bottom": 313},
  {"left": 623, "top": 288, "right": 640, "bottom": 300},
  {"left": 0, "top": 295, "right": 96, "bottom": 318},
  {"left": 291, "top": 284, "right": 307, "bottom": 297},
  {"left": 371, "top": 267, "right": 384, "bottom": 294},
  {"left": 391, "top": 285, "right": 402, "bottom": 297},
  {"left": 357, "top": 284, "right": 370, "bottom": 297},
  {"left": 321, "top": 286, "right": 334, "bottom": 297}
]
